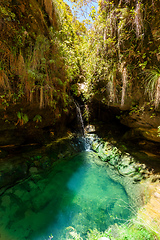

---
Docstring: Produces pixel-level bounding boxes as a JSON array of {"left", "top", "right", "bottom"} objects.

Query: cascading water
[
  {"left": 74, "top": 101, "right": 85, "bottom": 136},
  {"left": 74, "top": 101, "right": 92, "bottom": 151}
]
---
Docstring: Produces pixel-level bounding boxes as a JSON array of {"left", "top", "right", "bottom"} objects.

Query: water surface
[{"left": 0, "top": 151, "right": 133, "bottom": 240}]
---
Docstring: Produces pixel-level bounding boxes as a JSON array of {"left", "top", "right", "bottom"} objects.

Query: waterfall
[
  {"left": 74, "top": 101, "right": 85, "bottom": 136},
  {"left": 74, "top": 101, "right": 92, "bottom": 151}
]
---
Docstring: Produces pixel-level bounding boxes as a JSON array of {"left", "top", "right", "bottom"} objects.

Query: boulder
[
  {"left": 85, "top": 125, "right": 96, "bottom": 133},
  {"left": 118, "top": 164, "right": 136, "bottom": 176}
]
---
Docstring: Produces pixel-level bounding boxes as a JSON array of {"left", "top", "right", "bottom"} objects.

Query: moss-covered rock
[{"left": 88, "top": 133, "right": 151, "bottom": 182}]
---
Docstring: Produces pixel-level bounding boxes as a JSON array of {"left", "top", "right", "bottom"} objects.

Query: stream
[{"left": 0, "top": 150, "right": 135, "bottom": 240}]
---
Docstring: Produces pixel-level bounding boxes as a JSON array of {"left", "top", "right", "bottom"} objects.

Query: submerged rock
[
  {"left": 88, "top": 133, "right": 150, "bottom": 182},
  {"left": 118, "top": 164, "right": 136, "bottom": 176},
  {"left": 29, "top": 167, "right": 38, "bottom": 174}
]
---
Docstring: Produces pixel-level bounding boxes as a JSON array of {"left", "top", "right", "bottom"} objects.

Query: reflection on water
[{"left": 0, "top": 152, "right": 133, "bottom": 240}]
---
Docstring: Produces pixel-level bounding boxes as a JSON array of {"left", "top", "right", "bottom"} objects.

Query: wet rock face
[
  {"left": 122, "top": 127, "right": 160, "bottom": 143},
  {"left": 86, "top": 133, "right": 151, "bottom": 182},
  {"left": 120, "top": 111, "right": 160, "bottom": 129},
  {"left": 0, "top": 135, "right": 84, "bottom": 195},
  {"left": 119, "top": 110, "right": 160, "bottom": 146},
  {"left": 138, "top": 182, "right": 160, "bottom": 235},
  {"left": 89, "top": 100, "right": 160, "bottom": 146},
  {"left": 0, "top": 158, "right": 28, "bottom": 195}
]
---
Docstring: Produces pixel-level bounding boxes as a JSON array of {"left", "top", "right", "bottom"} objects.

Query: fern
[
  {"left": 145, "top": 67, "right": 160, "bottom": 108},
  {"left": 17, "top": 111, "right": 22, "bottom": 120},
  {"left": 33, "top": 115, "right": 42, "bottom": 123},
  {"left": 22, "top": 114, "right": 29, "bottom": 124}
]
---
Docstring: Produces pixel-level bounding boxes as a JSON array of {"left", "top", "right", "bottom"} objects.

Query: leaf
[
  {"left": 22, "top": 114, "right": 29, "bottom": 124},
  {"left": 17, "top": 111, "right": 22, "bottom": 120},
  {"left": 33, "top": 115, "right": 42, "bottom": 123}
]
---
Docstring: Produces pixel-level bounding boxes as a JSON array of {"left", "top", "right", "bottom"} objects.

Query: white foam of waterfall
[
  {"left": 74, "top": 102, "right": 96, "bottom": 151},
  {"left": 74, "top": 101, "right": 85, "bottom": 136}
]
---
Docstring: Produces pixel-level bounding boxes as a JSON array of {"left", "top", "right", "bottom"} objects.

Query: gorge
[{"left": 0, "top": 0, "right": 160, "bottom": 239}]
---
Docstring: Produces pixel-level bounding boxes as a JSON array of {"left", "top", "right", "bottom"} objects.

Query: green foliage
[
  {"left": 1, "top": 0, "right": 160, "bottom": 118},
  {"left": 157, "top": 126, "right": 160, "bottom": 137},
  {"left": 0, "top": 0, "right": 73, "bottom": 119},
  {"left": 86, "top": 228, "right": 111, "bottom": 240},
  {"left": 71, "top": 84, "right": 79, "bottom": 96},
  {"left": 33, "top": 115, "right": 42, "bottom": 123},
  {"left": 22, "top": 114, "right": 29, "bottom": 124},
  {"left": 66, "top": 226, "right": 83, "bottom": 240},
  {"left": 83, "top": 104, "right": 90, "bottom": 122},
  {"left": 68, "top": 0, "right": 160, "bottom": 108},
  {"left": 0, "top": 95, "right": 10, "bottom": 109},
  {"left": 0, "top": 5, "right": 15, "bottom": 20},
  {"left": 63, "top": 221, "right": 159, "bottom": 240},
  {"left": 17, "top": 111, "right": 22, "bottom": 120},
  {"left": 144, "top": 67, "right": 160, "bottom": 108},
  {"left": 129, "top": 105, "right": 144, "bottom": 115},
  {"left": 30, "top": 155, "right": 42, "bottom": 161},
  {"left": 17, "top": 112, "right": 29, "bottom": 126},
  {"left": 116, "top": 223, "right": 158, "bottom": 240}
]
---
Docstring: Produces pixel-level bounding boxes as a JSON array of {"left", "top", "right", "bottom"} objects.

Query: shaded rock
[
  {"left": 29, "top": 167, "right": 38, "bottom": 174},
  {"left": 108, "top": 156, "right": 119, "bottom": 166},
  {"left": 89, "top": 133, "right": 151, "bottom": 182},
  {"left": 122, "top": 128, "right": 144, "bottom": 141},
  {"left": 85, "top": 124, "right": 96, "bottom": 133},
  {"left": 118, "top": 164, "right": 136, "bottom": 176},
  {"left": 120, "top": 154, "right": 133, "bottom": 166},
  {"left": 133, "top": 173, "right": 143, "bottom": 182},
  {"left": 91, "top": 140, "right": 102, "bottom": 153},
  {"left": 0, "top": 149, "right": 8, "bottom": 158},
  {"left": 138, "top": 181, "right": 160, "bottom": 235},
  {"left": 123, "top": 127, "right": 160, "bottom": 143},
  {"left": 121, "top": 111, "right": 160, "bottom": 129},
  {"left": 0, "top": 129, "right": 25, "bottom": 146},
  {"left": 0, "top": 158, "right": 28, "bottom": 195},
  {"left": 138, "top": 128, "right": 160, "bottom": 143}
]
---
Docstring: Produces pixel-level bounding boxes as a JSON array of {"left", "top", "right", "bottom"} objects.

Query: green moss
[
  {"left": 115, "top": 223, "right": 159, "bottom": 240},
  {"left": 66, "top": 222, "right": 159, "bottom": 240}
]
